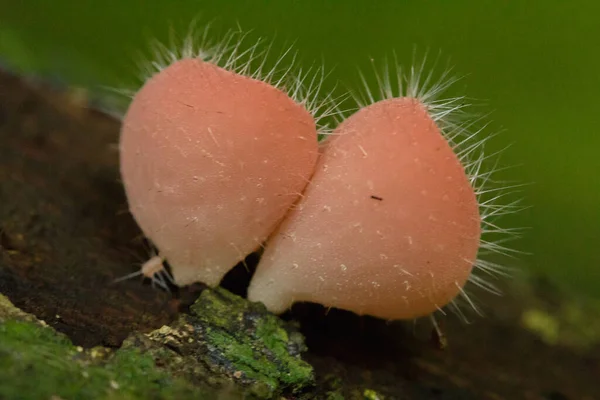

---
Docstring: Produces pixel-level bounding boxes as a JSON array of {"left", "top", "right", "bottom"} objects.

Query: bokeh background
[{"left": 1, "top": 1, "right": 598, "bottom": 301}]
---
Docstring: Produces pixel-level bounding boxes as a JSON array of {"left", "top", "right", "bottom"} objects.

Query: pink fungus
[
  {"left": 247, "top": 97, "right": 482, "bottom": 320},
  {"left": 120, "top": 58, "right": 319, "bottom": 287}
]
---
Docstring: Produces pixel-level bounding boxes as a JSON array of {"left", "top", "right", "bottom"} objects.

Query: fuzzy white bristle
[
  {"left": 113, "top": 246, "right": 174, "bottom": 292},
  {"left": 353, "top": 51, "right": 525, "bottom": 322},
  {"left": 124, "top": 21, "right": 346, "bottom": 137}
]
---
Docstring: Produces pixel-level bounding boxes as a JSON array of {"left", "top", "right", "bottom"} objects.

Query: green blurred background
[{"left": 1, "top": 1, "right": 598, "bottom": 300}]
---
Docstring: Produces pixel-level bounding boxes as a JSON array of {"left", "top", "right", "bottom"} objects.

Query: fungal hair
[
  {"left": 113, "top": 254, "right": 174, "bottom": 292},
  {"left": 115, "top": 20, "right": 346, "bottom": 137}
]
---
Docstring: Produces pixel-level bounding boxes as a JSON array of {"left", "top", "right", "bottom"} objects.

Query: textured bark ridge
[{"left": 0, "top": 69, "right": 598, "bottom": 399}]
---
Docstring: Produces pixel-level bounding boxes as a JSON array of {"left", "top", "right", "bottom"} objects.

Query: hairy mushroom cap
[
  {"left": 120, "top": 58, "right": 319, "bottom": 287},
  {"left": 247, "top": 97, "right": 481, "bottom": 320}
]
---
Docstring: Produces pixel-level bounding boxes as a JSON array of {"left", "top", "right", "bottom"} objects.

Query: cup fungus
[
  {"left": 119, "top": 55, "right": 321, "bottom": 287},
  {"left": 246, "top": 61, "right": 511, "bottom": 321}
]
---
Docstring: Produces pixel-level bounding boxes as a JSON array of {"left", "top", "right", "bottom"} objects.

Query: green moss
[
  {"left": 195, "top": 288, "right": 313, "bottom": 389},
  {"left": 204, "top": 325, "right": 306, "bottom": 390},
  {"left": 190, "top": 287, "right": 245, "bottom": 328},
  {"left": 0, "top": 319, "right": 216, "bottom": 400},
  {"left": 0, "top": 288, "right": 312, "bottom": 399},
  {"left": 0, "top": 293, "right": 40, "bottom": 323},
  {"left": 129, "top": 287, "right": 314, "bottom": 399}
]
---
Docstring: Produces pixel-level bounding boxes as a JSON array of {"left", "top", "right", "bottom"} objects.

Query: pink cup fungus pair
[{"left": 118, "top": 33, "right": 516, "bottom": 322}]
